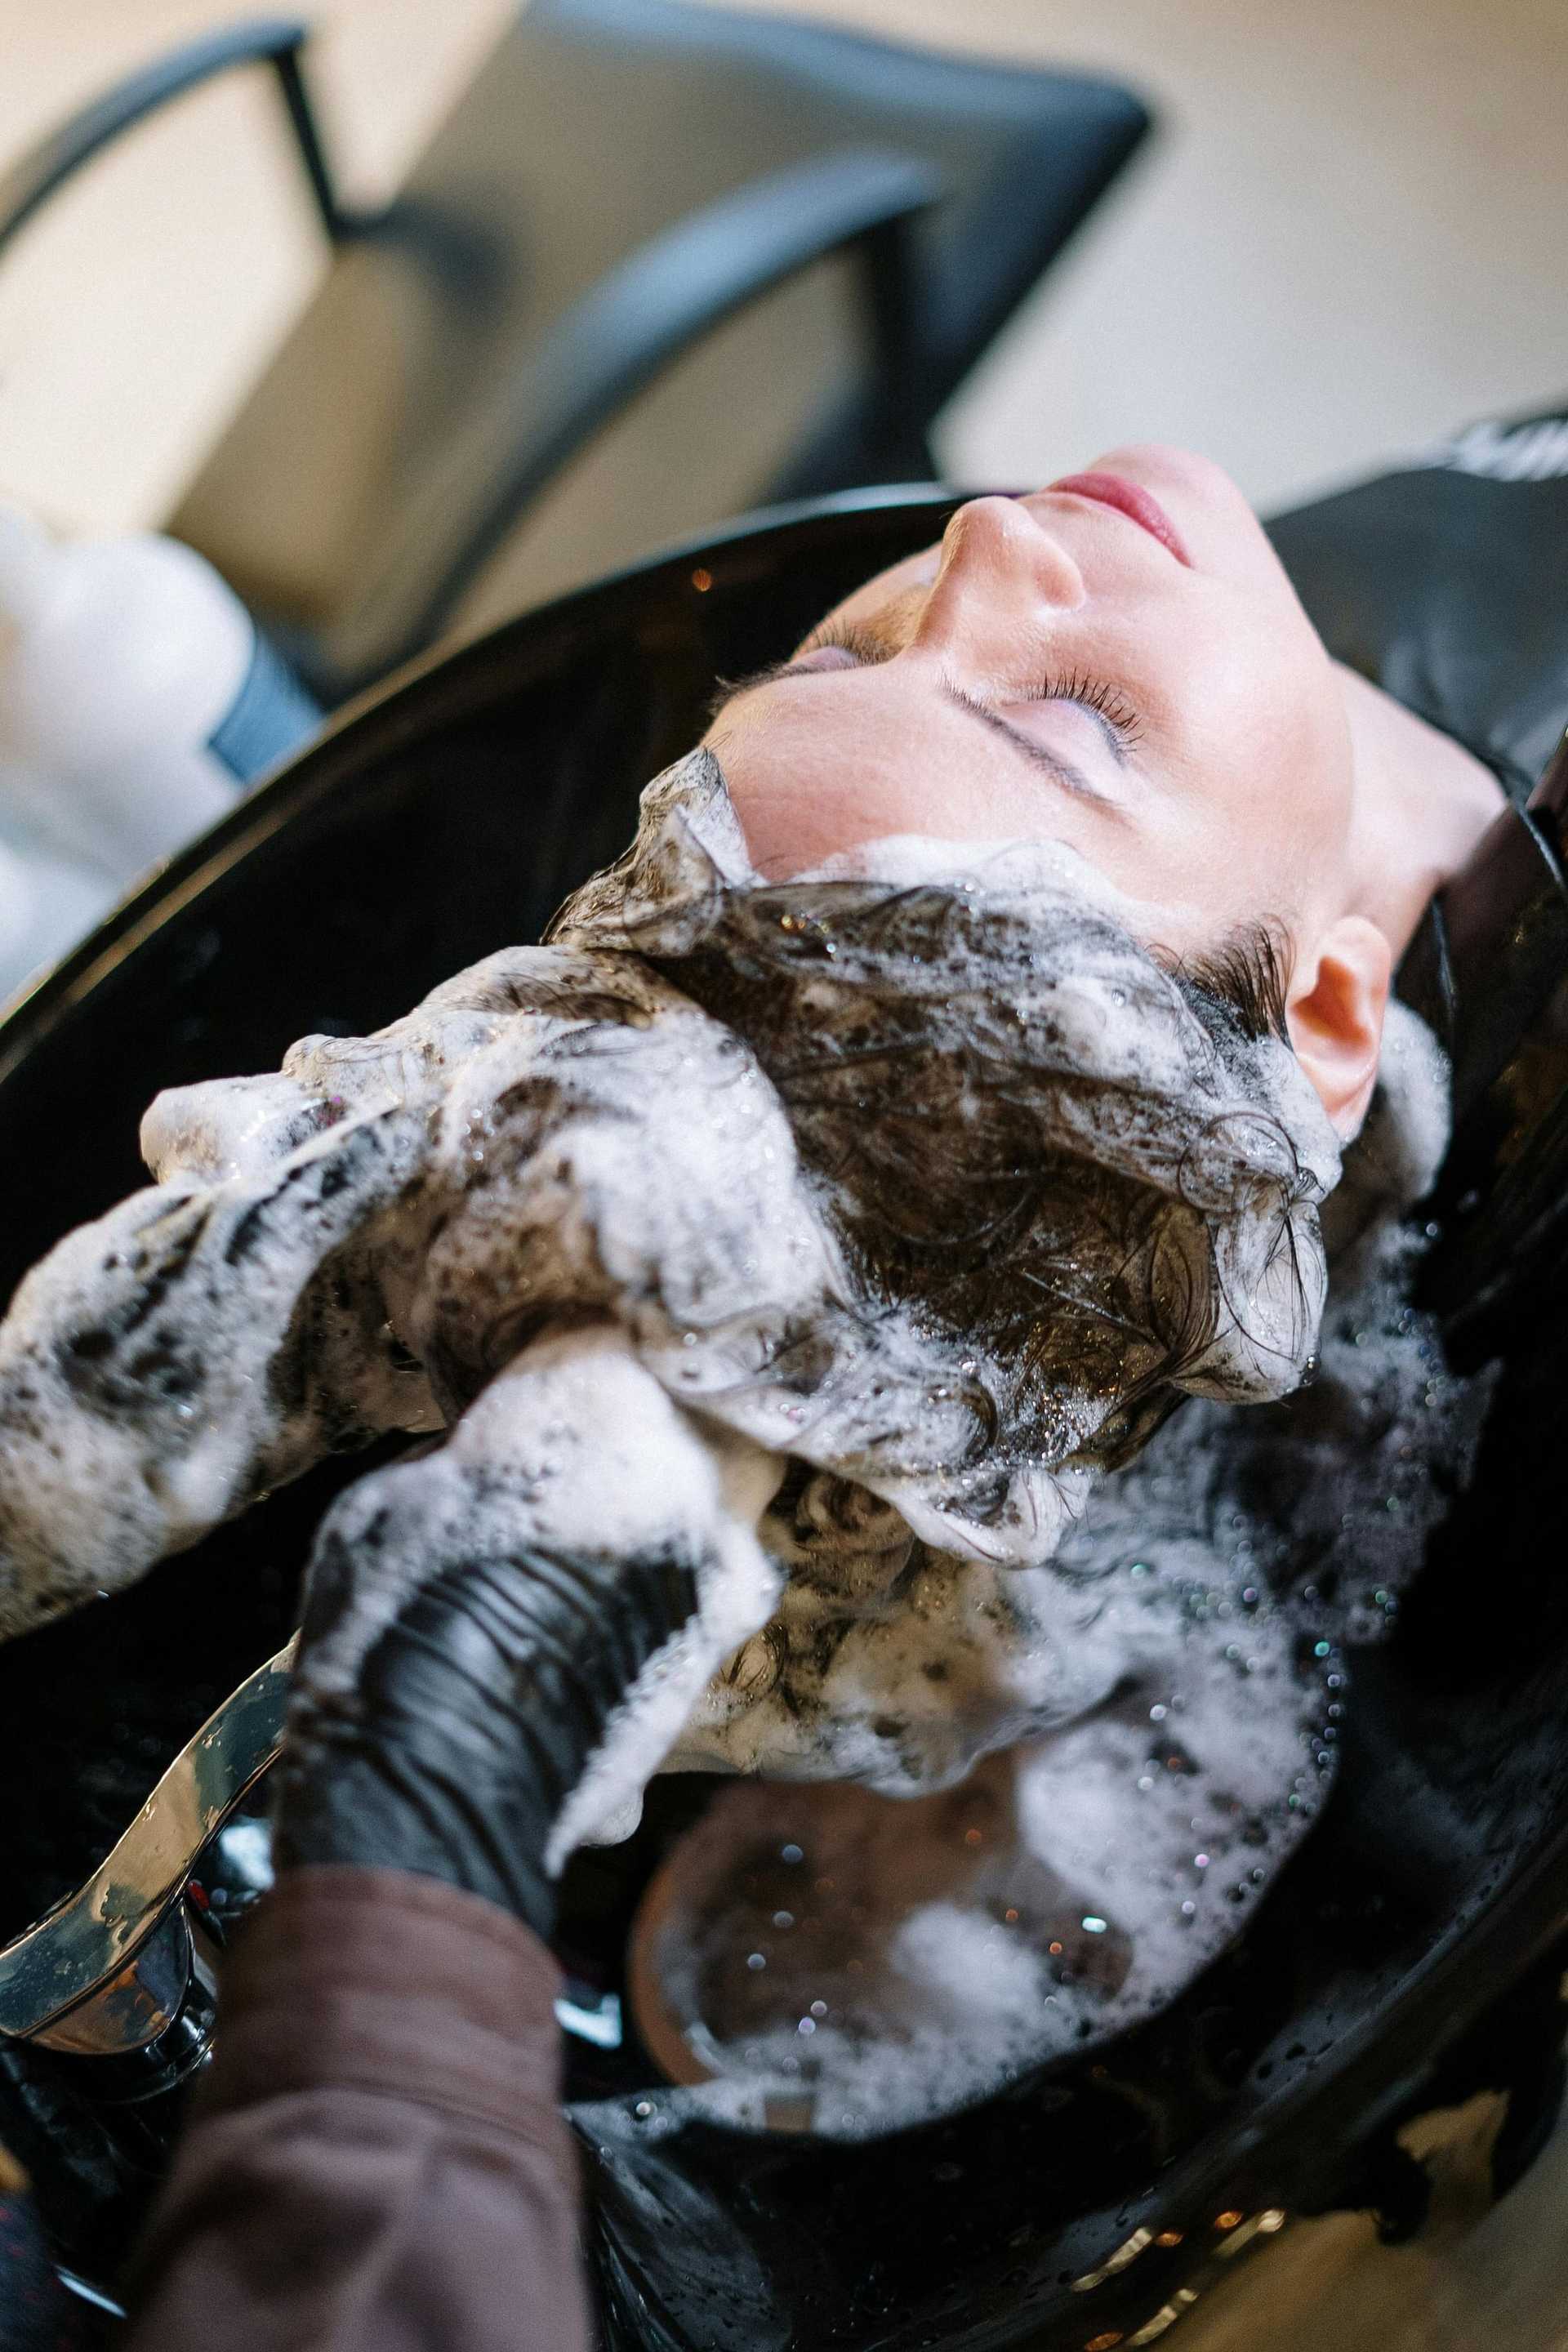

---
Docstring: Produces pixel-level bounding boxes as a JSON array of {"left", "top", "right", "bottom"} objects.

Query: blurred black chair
[{"left": 0, "top": 6, "right": 1151, "bottom": 702}]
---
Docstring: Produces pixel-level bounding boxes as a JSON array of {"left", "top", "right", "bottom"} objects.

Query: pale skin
[{"left": 705, "top": 443, "right": 1507, "bottom": 1137}]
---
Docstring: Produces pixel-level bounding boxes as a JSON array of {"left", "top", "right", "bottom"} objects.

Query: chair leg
[
  {"left": 856, "top": 209, "right": 943, "bottom": 483},
  {"left": 765, "top": 201, "right": 947, "bottom": 502}
]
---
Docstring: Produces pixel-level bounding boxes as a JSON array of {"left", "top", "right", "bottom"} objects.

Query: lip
[{"left": 1045, "top": 472, "right": 1192, "bottom": 567}]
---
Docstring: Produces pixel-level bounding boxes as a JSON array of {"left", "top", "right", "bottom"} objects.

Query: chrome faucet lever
[{"left": 0, "top": 1638, "right": 295, "bottom": 2090}]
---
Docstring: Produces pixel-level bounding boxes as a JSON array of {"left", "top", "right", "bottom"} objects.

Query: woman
[
  {"left": 705, "top": 444, "right": 1506, "bottom": 1133},
  {"left": 0, "top": 431, "right": 1549, "bottom": 2347}
]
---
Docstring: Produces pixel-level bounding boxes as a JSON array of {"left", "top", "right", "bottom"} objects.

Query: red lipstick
[{"left": 1045, "top": 472, "right": 1192, "bottom": 566}]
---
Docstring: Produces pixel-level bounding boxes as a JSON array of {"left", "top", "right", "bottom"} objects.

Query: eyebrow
[{"left": 710, "top": 653, "right": 1130, "bottom": 820}]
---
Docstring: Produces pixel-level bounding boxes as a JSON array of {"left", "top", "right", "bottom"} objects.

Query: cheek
[{"left": 1177, "top": 623, "right": 1352, "bottom": 850}]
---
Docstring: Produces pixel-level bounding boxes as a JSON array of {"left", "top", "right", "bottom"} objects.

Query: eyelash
[
  {"left": 796, "top": 618, "right": 884, "bottom": 662},
  {"left": 1023, "top": 666, "right": 1144, "bottom": 753},
  {"left": 798, "top": 626, "right": 1143, "bottom": 751}
]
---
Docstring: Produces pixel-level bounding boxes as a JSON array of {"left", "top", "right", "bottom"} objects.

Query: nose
[{"left": 913, "top": 495, "right": 1086, "bottom": 656}]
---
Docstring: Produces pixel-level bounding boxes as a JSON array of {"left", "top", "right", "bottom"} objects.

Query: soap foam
[
  {"left": 630, "top": 1106, "right": 1494, "bottom": 2136},
  {"left": 0, "top": 750, "right": 1490, "bottom": 2139},
  {"left": 635, "top": 1539, "right": 1337, "bottom": 2137}
]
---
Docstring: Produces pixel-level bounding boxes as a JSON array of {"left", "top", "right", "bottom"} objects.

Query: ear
[{"left": 1285, "top": 915, "right": 1391, "bottom": 1137}]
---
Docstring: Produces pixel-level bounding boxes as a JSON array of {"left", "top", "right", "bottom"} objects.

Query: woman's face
[{"left": 705, "top": 446, "right": 1357, "bottom": 960}]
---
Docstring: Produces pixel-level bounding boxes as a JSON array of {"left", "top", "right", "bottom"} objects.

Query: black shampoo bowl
[{"left": 2, "top": 492, "right": 1566, "bottom": 2349}]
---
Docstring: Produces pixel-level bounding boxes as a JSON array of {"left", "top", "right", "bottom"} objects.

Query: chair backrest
[{"left": 167, "top": 0, "right": 1148, "bottom": 695}]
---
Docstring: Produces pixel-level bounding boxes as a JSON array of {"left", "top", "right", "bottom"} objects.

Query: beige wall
[
  {"left": 0, "top": 1, "right": 512, "bottom": 532},
  {"left": 2, "top": 0, "right": 1566, "bottom": 538},
  {"left": 830, "top": 0, "right": 1568, "bottom": 511}
]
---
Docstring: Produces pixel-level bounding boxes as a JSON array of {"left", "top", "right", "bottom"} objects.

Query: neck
[{"left": 1336, "top": 663, "right": 1509, "bottom": 962}]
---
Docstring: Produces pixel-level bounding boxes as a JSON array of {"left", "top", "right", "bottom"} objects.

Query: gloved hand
[{"left": 273, "top": 1326, "right": 782, "bottom": 1938}]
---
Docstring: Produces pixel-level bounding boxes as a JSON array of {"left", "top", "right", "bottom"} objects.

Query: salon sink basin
[{"left": 2, "top": 490, "right": 1566, "bottom": 2349}]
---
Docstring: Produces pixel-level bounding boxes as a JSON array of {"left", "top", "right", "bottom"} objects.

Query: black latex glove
[{"left": 273, "top": 1334, "right": 777, "bottom": 1939}]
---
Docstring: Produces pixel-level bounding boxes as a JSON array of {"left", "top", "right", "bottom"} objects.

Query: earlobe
[{"left": 1285, "top": 915, "right": 1392, "bottom": 1137}]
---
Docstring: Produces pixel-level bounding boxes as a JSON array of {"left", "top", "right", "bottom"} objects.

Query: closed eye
[
  {"left": 706, "top": 618, "right": 894, "bottom": 720},
  {"left": 1020, "top": 668, "right": 1143, "bottom": 760},
  {"left": 794, "top": 617, "right": 897, "bottom": 666},
  {"left": 708, "top": 620, "right": 1146, "bottom": 768},
  {"left": 800, "top": 623, "right": 1145, "bottom": 760}
]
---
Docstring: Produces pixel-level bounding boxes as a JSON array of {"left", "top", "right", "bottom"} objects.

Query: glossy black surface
[{"left": 0, "top": 490, "right": 1566, "bottom": 2348}]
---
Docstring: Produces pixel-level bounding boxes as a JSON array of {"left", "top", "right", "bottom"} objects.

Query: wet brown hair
[{"left": 1169, "top": 920, "right": 1293, "bottom": 1048}]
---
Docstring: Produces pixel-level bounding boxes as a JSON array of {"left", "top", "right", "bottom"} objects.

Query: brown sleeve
[{"left": 126, "top": 1867, "right": 593, "bottom": 2352}]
